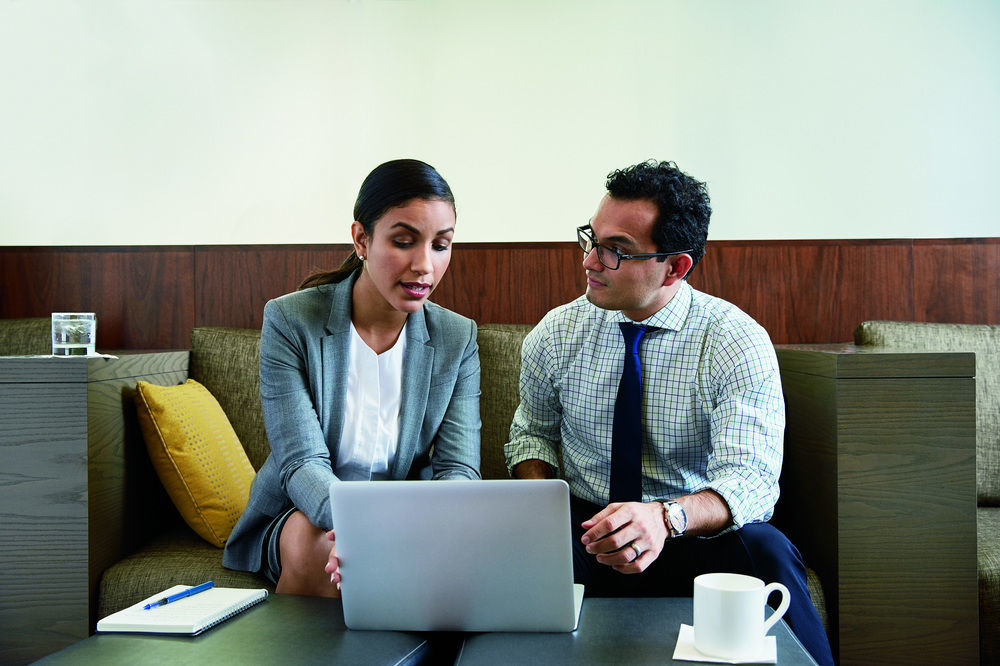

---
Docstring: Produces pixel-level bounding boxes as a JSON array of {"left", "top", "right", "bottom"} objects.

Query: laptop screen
[{"left": 329, "top": 479, "right": 583, "bottom": 632}]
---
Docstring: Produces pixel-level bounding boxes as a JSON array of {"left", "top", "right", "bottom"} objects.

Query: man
[{"left": 505, "top": 160, "right": 834, "bottom": 666}]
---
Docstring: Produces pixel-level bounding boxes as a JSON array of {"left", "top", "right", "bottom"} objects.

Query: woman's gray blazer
[{"left": 222, "top": 274, "right": 481, "bottom": 573}]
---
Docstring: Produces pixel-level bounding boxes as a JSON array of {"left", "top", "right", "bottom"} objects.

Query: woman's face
[{"left": 352, "top": 198, "right": 456, "bottom": 314}]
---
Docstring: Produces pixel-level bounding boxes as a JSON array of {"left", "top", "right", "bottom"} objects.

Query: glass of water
[{"left": 51, "top": 313, "right": 97, "bottom": 356}]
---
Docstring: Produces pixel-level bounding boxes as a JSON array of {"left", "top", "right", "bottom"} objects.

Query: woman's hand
[{"left": 323, "top": 530, "right": 341, "bottom": 589}]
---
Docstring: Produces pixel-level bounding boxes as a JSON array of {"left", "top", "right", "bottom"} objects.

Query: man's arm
[
  {"left": 673, "top": 488, "right": 732, "bottom": 537},
  {"left": 512, "top": 459, "right": 554, "bottom": 480},
  {"left": 504, "top": 322, "right": 563, "bottom": 476},
  {"left": 702, "top": 324, "right": 785, "bottom": 529}
]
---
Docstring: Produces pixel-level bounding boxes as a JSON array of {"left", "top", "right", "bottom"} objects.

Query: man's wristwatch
[{"left": 661, "top": 500, "right": 688, "bottom": 538}]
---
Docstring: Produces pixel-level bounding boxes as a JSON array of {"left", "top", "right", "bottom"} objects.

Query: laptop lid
[{"left": 329, "top": 479, "right": 584, "bottom": 632}]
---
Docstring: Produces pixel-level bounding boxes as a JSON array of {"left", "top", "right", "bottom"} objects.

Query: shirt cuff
[
  {"left": 704, "top": 478, "right": 774, "bottom": 530},
  {"left": 505, "top": 438, "right": 560, "bottom": 477}
]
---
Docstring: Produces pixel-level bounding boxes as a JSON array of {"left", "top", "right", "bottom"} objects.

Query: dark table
[
  {"left": 455, "top": 597, "right": 817, "bottom": 665},
  {"left": 35, "top": 594, "right": 434, "bottom": 666},
  {"left": 37, "top": 594, "right": 817, "bottom": 665}
]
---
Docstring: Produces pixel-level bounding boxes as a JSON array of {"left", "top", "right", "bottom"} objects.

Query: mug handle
[{"left": 762, "top": 582, "right": 791, "bottom": 635}]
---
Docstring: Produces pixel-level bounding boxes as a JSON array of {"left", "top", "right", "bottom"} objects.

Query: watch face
[{"left": 668, "top": 503, "right": 687, "bottom": 533}]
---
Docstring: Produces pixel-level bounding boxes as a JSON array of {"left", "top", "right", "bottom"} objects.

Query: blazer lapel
[
  {"left": 391, "top": 307, "right": 433, "bottom": 479},
  {"left": 320, "top": 278, "right": 354, "bottom": 440}
]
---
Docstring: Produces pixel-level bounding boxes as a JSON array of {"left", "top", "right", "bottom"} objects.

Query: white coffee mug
[{"left": 693, "top": 572, "right": 790, "bottom": 659}]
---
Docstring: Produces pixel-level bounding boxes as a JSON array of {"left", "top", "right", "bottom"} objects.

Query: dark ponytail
[{"left": 298, "top": 159, "right": 455, "bottom": 290}]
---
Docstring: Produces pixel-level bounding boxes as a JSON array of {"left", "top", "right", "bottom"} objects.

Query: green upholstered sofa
[
  {"left": 854, "top": 320, "right": 1000, "bottom": 665},
  {"left": 0, "top": 318, "right": 827, "bottom": 639},
  {"left": 95, "top": 324, "right": 828, "bottom": 625}
]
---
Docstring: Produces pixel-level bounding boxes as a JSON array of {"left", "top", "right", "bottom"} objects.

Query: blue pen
[{"left": 143, "top": 581, "right": 215, "bottom": 610}]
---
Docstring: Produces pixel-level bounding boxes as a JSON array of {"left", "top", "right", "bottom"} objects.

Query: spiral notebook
[{"left": 96, "top": 585, "right": 268, "bottom": 635}]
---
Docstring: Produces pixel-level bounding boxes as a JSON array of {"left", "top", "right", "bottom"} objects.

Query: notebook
[
  {"left": 96, "top": 585, "right": 268, "bottom": 635},
  {"left": 329, "top": 478, "right": 585, "bottom": 632}
]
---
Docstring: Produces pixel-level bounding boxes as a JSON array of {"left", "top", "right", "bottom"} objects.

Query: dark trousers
[{"left": 570, "top": 495, "right": 835, "bottom": 666}]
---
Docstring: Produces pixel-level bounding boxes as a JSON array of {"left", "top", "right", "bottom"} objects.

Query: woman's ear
[
  {"left": 351, "top": 221, "right": 368, "bottom": 259},
  {"left": 662, "top": 253, "right": 693, "bottom": 286}
]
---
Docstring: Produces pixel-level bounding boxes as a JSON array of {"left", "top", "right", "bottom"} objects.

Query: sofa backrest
[
  {"left": 477, "top": 324, "right": 535, "bottom": 479},
  {"left": 0, "top": 317, "right": 51, "bottom": 356},
  {"left": 189, "top": 323, "right": 537, "bottom": 480},
  {"left": 190, "top": 327, "right": 271, "bottom": 470},
  {"left": 854, "top": 320, "right": 1000, "bottom": 506}
]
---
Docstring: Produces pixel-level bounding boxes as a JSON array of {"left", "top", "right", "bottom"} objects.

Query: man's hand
[{"left": 580, "top": 502, "right": 669, "bottom": 574}]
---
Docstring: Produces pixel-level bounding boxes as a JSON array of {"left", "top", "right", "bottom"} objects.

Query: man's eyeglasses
[{"left": 576, "top": 225, "right": 691, "bottom": 271}]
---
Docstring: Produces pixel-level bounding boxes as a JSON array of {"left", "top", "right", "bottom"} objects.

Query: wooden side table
[
  {"left": 774, "top": 344, "right": 978, "bottom": 665},
  {"left": 0, "top": 352, "right": 187, "bottom": 664}
]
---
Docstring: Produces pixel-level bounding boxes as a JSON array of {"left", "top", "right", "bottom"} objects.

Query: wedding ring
[{"left": 630, "top": 542, "right": 642, "bottom": 561}]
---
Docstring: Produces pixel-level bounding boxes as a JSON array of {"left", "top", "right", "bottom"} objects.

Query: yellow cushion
[{"left": 135, "top": 379, "right": 255, "bottom": 548}]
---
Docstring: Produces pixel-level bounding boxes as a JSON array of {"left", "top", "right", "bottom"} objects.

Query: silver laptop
[{"left": 328, "top": 479, "right": 584, "bottom": 632}]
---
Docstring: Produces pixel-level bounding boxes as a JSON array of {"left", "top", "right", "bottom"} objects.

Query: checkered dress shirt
[{"left": 506, "top": 281, "right": 785, "bottom": 528}]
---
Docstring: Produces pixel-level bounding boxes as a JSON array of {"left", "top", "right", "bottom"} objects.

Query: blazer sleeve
[
  {"left": 259, "top": 297, "right": 338, "bottom": 531},
  {"left": 429, "top": 317, "right": 482, "bottom": 480}
]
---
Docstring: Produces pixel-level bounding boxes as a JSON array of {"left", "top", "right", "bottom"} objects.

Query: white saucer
[{"left": 672, "top": 624, "right": 777, "bottom": 664}]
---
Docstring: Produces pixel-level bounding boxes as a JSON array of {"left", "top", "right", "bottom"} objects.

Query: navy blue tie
[{"left": 610, "top": 322, "right": 650, "bottom": 503}]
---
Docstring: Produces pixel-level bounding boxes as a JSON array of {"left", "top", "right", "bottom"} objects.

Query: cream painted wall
[{"left": 1, "top": 0, "right": 998, "bottom": 245}]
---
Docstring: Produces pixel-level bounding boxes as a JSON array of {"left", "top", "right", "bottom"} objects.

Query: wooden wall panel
[
  {"left": 0, "top": 247, "right": 194, "bottom": 350},
  {"left": 692, "top": 240, "right": 917, "bottom": 344},
  {"left": 433, "top": 243, "right": 586, "bottom": 324},
  {"left": 189, "top": 243, "right": 586, "bottom": 330},
  {"left": 2, "top": 240, "right": 998, "bottom": 350},
  {"left": 194, "top": 245, "right": 351, "bottom": 330},
  {"left": 912, "top": 238, "right": 1000, "bottom": 323}
]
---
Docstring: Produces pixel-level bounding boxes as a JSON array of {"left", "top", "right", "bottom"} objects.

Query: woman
[{"left": 222, "top": 159, "right": 481, "bottom": 596}]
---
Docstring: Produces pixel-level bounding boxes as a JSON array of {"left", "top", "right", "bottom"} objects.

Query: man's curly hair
[{"left": 605, "top": 160, "right": 711, "bottom": 275}]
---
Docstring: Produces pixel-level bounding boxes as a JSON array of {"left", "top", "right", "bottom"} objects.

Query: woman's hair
[{"left": 298, "top": 159, "right": 456, "bottom": 289}]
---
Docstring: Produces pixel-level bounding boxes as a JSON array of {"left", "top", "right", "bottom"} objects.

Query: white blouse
[{"left": 336, "top": 321, "right": 406, "bottom": 481}]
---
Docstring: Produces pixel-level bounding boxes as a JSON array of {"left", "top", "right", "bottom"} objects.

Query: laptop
[{"left": 328, "top": 478, "right": 584, "bottom": 632}]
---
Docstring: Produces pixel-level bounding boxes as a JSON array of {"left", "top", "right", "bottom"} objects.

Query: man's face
[{"left": 583, "top": 195, "right": 677, "bottom": 321}]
